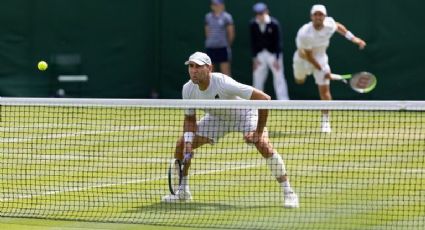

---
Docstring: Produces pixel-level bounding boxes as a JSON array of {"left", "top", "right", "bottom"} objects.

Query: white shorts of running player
[
  {"left": 292, "top": 51, "right": 331, "bottom": 86},
  {"left": 196, "top": 110, "right": 258, "bottom": 143}
]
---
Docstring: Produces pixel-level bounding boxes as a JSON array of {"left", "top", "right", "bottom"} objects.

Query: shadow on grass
[
  {"left": 269, "top": 130, "right": 323, "bottom": 138},
  {"left": 126, "top": 201, "right": 275, "bottom": 213}
]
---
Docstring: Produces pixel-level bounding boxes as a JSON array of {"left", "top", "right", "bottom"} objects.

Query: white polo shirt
[
  {"left": 295, "top": 17, "right": 337, "bottom": 57},
  {"left": 182, "top": 73, "right": 254, "bottom": 117}
]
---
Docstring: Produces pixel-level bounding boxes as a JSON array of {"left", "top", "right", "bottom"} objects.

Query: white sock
[
  {"left": 181, "top": 176, "right": 190, "bottom": 192},
  {"left": 281, "top": 180, "right": 293, "bottom": 194},
  {"left": 322, "top": 113, "right": 330, "bottom": 122}
]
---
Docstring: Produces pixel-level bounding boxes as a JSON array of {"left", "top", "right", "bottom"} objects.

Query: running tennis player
[
  {"left": 162, "top": 51, "right": 299, "bottom": 208},
  {"left": 293, "top": 4, "right": 366, "bottom": 132}
]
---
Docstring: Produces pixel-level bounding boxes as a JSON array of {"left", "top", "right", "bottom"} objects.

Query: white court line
[
  {"left": 0, "top": 162, "right": 260, "bottom": 202},
  {"left": 3, "top": 162, "right": 423, "bottom": 202},
  {"left": 0, "top": 125, "right": 159, "bottom": 143},
  {"left": 302, "top": 165, "right": 425, "bottom": 174}
]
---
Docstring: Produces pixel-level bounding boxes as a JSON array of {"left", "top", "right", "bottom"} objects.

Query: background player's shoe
[
  {"left": 321, "top": 120, "right": 331, "bottom": 133},
  {"left": 161, "top": 190, "right": 192, "bottom": 203},
  {"left": 284, "top": 192, "right": 299, "bottom": 208},
  {"left": 321, "top": 114, "right": 331, "bottom": 133}
]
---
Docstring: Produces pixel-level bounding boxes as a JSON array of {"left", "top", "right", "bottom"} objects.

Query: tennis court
[{"left": 1, "top": 99, "right": 424, "bottom": 229}]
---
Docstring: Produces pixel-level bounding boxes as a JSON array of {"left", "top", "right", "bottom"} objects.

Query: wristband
[
  {"left": 184, "top": 132, "right": 194, "bottom": 143},
  {"left": 183, "top": 152, "right": 193, "bottom": 163},
  {"left": 345, "top": 31, "right": 355, "bottom": 41}
]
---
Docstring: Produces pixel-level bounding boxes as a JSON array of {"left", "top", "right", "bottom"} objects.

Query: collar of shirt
[{"left": 256, "top": 14, "right": 271, "bottom": 33}]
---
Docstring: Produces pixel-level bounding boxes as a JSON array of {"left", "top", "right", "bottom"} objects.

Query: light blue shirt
[{"left": 205, "top": 11, "right": 233, "bottom": 48}]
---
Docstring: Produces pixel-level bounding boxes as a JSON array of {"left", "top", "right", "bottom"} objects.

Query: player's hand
[
  {"left": 353, "top": 37, "right": 366, "bottom": 50},
  {"left": 321, "top": 69, "right": 332, "bottom": 80},
  {"left": 244, "top": 131, "right": 262, "bottom": 144}
]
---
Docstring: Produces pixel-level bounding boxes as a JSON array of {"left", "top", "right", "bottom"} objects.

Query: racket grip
[{"left": 331, "top": 74, "right": 348, "bottom": 83}]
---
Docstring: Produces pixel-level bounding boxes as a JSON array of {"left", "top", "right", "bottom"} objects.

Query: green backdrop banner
[{"left": 0, "top": 0, "right": 424, "bottom": 99}]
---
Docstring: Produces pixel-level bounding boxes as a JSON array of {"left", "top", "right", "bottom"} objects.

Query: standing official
[{"left": 250, "top": 2, "right": 289, "bottom": 100}]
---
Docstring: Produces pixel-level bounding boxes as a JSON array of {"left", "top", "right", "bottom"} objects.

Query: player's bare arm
[
  {"left": 336, "top": 22, "right": 366, "bottom": 49},
  {"left": 183, "top": 114, "right": 197, "bottom": 155},
  {"left": 300, "top": 49, "right": 322, "bottom": 71},
  {"left": 300, "top": 49, "right": 331, "bottom": 79},
  {"left": 244, "top": 89, "right": 271, "bottom": 143}
]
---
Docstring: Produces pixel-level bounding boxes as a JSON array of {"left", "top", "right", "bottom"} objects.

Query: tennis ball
[{"left": 37, "top": 61, "right": 48, "bottom": 71}]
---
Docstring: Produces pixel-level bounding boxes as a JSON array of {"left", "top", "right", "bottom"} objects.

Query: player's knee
[
  {"left": 295, "top": 78, "right": 306, "bottom": 85},
  {"left": 294, "top": 72, "right": 307, "bottom": 84}
]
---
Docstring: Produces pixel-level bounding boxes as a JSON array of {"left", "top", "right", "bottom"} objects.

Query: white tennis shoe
[
  {"left": 321, "top": 120, "right": 332, "bottom": 133},
  {"left": 284, "top": 192, "right": 299, "bottom": 208},
  {"left": 161, "top": 190, "right": 192, "bottom": 203}
]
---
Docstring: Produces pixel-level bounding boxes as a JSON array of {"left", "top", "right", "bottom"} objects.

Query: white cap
[
  {"left": 184, "top": 52, "right": 212, "bottom": 66},
  {"left": 311, "top": 4, "right": 327, "bottom": 15}
]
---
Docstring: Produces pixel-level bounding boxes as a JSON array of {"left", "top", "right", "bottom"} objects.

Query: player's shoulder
[
  {"left": 297, "top": 22, "right": 314, "bottom": 38},
  {"left": 182, "top": 80, "right": 196, "bottom": 99},
  {"left": 222, "top": 11, "right": 233, "bottom": 19},
  {"left": 183, "top": 80, "right": 195, "bottom": 92},
  {"left": 211, "top": 72, "right": 229, "bottom": 82},
  {"left": 185, "top": 78, "right": 196, "bottom": 85},
  {"left": 324, "top": 17, "right": 336, "bottom": 24},
  {"left": 212, "top": 72, "right": 237, "bottom": 86},
  {"left": 324, "top": 16, "right": 336, "bottom": 26}
]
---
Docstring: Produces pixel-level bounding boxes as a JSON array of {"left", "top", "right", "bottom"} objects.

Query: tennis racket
[
  {"left": 168, "top": 159, "right": 183, "bottom": 195},
  {"left": 331, "top": 71, "right": 377, "bottom": 93}
]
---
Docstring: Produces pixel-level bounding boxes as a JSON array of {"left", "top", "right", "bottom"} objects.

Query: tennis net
[{"left": 0, "top": 98, "right": 424, "bottom": 229}]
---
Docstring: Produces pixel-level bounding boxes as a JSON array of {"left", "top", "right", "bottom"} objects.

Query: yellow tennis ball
[{"left": 38, "top": 61, "right": 48, "bottom": 71}]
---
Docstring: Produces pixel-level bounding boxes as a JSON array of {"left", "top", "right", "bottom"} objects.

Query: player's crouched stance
[{"left": 161, "top": 52, "right": 299, "bottom": 208}]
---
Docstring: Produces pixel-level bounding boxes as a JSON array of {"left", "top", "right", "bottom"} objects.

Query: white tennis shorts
[
  {"left": 293, "top": 51, "right": 331, "bottom": 86},
  {"left": 196, "top": 109, "right": 258, "bottom": 143}
]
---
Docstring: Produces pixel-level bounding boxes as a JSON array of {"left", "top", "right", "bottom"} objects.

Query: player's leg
[
  {"left": 162, "top": 134, "right": 210, "bottom": 202},
  {"left": 251, "top": 129, "right": 299, "bottom": 208},
  {"left": 175, "top": 135, "right": 211, "bottom": 176},
  {"left": 253, "top": 51, "right": 269, "bottom": 91},
  {"left": 319, "top": 85, "right": 332, "bottom": 133},
  {"left": 240, "top": 111, "right": 298, "bottom": 208},
  {"left": 292, "top": 51, "right": 311, "bottom": 85},
  {"left": 313, "top": 63, "right": 332, "bottom": 133},
  {"left": 266, "top": 52, "right": 289, "bottom": 100},
  {"left": 163, "top": 114, "right": 225, "bottom": 202}
]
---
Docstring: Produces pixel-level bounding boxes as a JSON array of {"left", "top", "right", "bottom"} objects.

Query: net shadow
[{"left": 125, "top": 202, "right": 275, "bottom": 213}]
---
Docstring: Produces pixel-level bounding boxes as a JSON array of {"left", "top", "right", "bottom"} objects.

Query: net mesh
[{"left": 0, "top": 98, "right": 424, "bottom": 229}]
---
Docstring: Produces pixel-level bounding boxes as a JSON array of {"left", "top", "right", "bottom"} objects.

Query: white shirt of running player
[
  {"left": 182, "top": 72, "right": 254, "bottom": 117},
  {"left": 296, "top": 17, "right": 337, "bottom": 58}
]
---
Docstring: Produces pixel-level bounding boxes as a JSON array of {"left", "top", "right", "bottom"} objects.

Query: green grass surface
[{"left": 0, "top": 106, "right": 424, "bottom": 229}]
